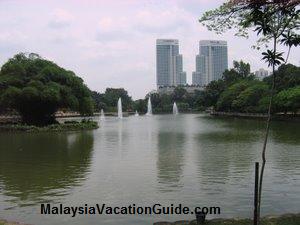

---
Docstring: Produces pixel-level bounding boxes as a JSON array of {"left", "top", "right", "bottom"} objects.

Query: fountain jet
[
  {"left": 135, "top": 110, "right": 139, "bottom": 117},
  {"left": 117, "top": 98, "right": 123, "bottom": 119},
  {"left": 146, "top": 97, "right": 152, "bottom": 116},
  {"left": 100, "top": 109, "right": 105, "bottom": 120},
  {"left": 173, "top": 102, "right": 178, "bottom": 115}
]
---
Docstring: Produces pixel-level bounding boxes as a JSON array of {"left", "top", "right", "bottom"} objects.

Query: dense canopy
[{"left": 0, "top": 53, "right": 94, "bottom": 125}]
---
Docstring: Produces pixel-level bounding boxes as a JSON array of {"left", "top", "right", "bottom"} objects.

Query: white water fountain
[
  {"left": 117, "top": 98, "right": 123, "bottom": 119},
  {"left": 173, "top": 102, "right": 178, "bottom": 115},
  {"left": 100, "top": 109, "right": 105, "bottom": 120},
  {"left": 146, "top": 97, "right": 152, "bottom": 116},
  {"left": 135, "top": 110, "right": 139, "bottom": 116}
]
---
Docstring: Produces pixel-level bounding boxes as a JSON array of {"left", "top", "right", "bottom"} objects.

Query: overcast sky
[{"left": 1, "top": 0, "right": 299, "bottom": 99}]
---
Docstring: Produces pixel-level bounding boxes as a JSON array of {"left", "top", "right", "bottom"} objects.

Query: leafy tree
[
  {"left": 216, "top": 80, "right": 250, "bottom": 111},
  {"left": 103, "top": 88, "right": 133, "bottom": 111},
  {"left": 91, "top": 91, "right": 107, "bottom": 112},
  {"left": 172, "top": 87, "right": 188, "bottom": 102},
  {"left": 223, "top": 60, "right": 254, "bottom": 86},
  {"left": 200, "top": 0, "right": 300, "bottom": 222},
  {"left": 222, "top": 68, "right": 242, "bottom": 86},
  {"left": 264, "top": 63, "right": 300, "bottom": 91},
  {"left": 0, "top": 53, "right": 94, "bottom": 125},
  {"left": 133, "top": 99, "right": 147, "bottom": 114},
  {"left": 233, "top": 60, "right": 251, "bottom": 78},
  {"left": 274, "top": 86, "right": 300, "bottom": 114},
  {"left": 177, "top": 102, "right": 189, "bottom": 111},
  {"left": 203, "top": 80, "right": 225, "bottom": 107},
  {"left": 232, "top": 82, "right": 269, "bottom": 112}
]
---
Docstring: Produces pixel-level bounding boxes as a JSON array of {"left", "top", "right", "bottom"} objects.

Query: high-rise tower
[
  {"left": 192, "top": 40, "right": 228, "bottom": 86},
  {"left": 156, "top": 39, "right": 186, "bottom": 87}
]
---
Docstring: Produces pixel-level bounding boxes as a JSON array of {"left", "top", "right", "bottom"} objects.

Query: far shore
[
  {"left": 210, "top": 111, "right": 300, "bottom": 121},
  {"left": 0, "top": 219, "right": 31, "bottom": 225},
  {"left": 0, "top": 111, "right": 299, "bottom": 125}
]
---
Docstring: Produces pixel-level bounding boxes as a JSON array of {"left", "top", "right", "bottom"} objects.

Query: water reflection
[
  {"left": 157, "top": 132, "right": 185, "bottom": 189},
  {"left": 156, "top": 116, "right": 188, "bottom": 192},
  {"left": 196, "top": 118, "right": 260, "bottom": 180},
  {"left": 0, "top": 115, "right": 299, "bottom": 225},
  {"left": 270, "top": 121, "right": 300, "bottom": 145},
  {"left": 0, "top": 131, "right": 94, "bottom": 207}
]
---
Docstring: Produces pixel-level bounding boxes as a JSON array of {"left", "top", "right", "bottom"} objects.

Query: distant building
[
  {"left": 156, "top": 39, "right": 186, "bottom": 88},
  {"left": 192, "top": 40, "right": 228, "bottom": 86},
  {"left": 255, "top": 68, "right": 269, "bottom": 80}
]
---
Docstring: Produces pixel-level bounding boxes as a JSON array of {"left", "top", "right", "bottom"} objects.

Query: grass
[{"left": 0, "top": 120, "right": 98, "bottom": 132}]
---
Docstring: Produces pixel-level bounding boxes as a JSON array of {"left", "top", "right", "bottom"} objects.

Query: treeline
[
  {"left": 204, "top": 61, "right": 300, "bottom": 114},
  {"left": 1, "top": 53, "right": 299, "bottom": 126},
  {"left": 92, "top": 88, "right": 133, "bottom": 112},
  {"left": 92, "top": 87, "right": 204, "bottom": 114},
  {"left": 92, "top": 61, "right": 300, "bottom": 115}
]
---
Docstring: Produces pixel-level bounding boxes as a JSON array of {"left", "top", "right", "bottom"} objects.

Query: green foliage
[
  {"left": 203, "top": 80, "right": 226, "bottom": 107},
  {"left": 232, "top": 82, "right": 269, "bottom": 112},
  {"left": 0, "top": 53, "right": 94, "bottom": 125},
  {"left": 233, "top": 60, "right": 251, "bottom": 78},
  {"left": 264, "top": 64, "right": 300, "bottom": 92},
  {"left": 91, "top": 88, "right": 133, "bottom": 112},
  {"left": 204, "top": 61, "right": 299, "bottom": 114},
  {"left": 274, "top": 86, "right": 300, "bottom": 114},
  {"left": 0, "top": 120, "right": 98, "bottom": 132},
  {"left": 172, "top": 87, "right": 188, "bottom": 102},
  {"left": 133, "top": 99, "right": 147, "bottom": 114},
  {"left": 217, "top": 80, "right": 250, "bottom": 111}
]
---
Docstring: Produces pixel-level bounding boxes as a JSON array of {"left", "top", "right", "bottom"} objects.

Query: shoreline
[
  {"left": 0, "top": 219, "right": 31, "bottom": 225},
  {"left": 153, "top": 212, "right": 300, "bottom": 225},
  {"left": 210, "top": 111, "right": 300, "bottom": 121},
  {"left": 1, "top": 213, "right": 299, "bottom": 225},
  {"left": 0, "top": 120, "right": 98, "bottom": 132}
]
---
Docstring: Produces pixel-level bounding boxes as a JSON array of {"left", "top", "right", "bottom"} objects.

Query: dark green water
[{"left": 0, "top": 114, "right": 299, "bottom": 225}]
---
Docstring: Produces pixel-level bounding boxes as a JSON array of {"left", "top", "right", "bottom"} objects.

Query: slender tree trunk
[
  {"left": 285, "top": 46, "right": 291, "bottom": 64},
  {"left": 257, "top": 37, "right": 277, "bottom": 224}
]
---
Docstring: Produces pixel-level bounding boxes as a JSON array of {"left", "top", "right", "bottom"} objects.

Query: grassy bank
[
  {"left": 154, "top": 213, "right": 300, "bottom": 225},
  {"left": 0, "top": 120, "right": 98, "bottom": 132}
]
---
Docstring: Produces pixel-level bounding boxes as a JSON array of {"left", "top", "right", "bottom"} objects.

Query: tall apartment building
[
  {"left": 192, "top": 40, "right": 228, "bottom": 86},
  {"left": 156, "top": 39, "right": 186, "bottom": 87},
  {"left": 255, "top": 68, "right": 269, "bottom": 80}
]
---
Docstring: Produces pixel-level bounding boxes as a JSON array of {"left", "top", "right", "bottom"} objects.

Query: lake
[{"left": 0, "top": 114, "right": 299, "bottom": 225}]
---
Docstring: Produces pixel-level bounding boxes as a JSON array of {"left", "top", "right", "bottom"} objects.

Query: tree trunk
[{"left": 257, "top": 37, "right": 277, "bottom": 224}]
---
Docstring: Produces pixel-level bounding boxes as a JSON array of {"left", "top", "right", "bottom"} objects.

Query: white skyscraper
[
  {"left": 156, "top": 39, "right": 186, "bottom": 87},
  {"left": 255, "top": 68, "right": 269, "bottom": 80},
  {"left": 192, "top": 40, "right": 228, "bottom": 86}
]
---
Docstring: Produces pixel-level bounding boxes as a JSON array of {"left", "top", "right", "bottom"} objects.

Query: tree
[
  {"left": 233, "top": 60, "right": 252, "bottom": 78},
  {"left": 200, "top": 0, "right": 300, "bottom": 223},
  {"left": 203, "top": 79, "right": 225, "bottom": 107},
  {"left": 103, "top": 88, "right": 133, "bottom": 112},
  {"left": 223, "top": 60, "right": 254, "bottom": 86},
  {"left": 91, "top": 91, "right": 107, "bottom": 112},
  {"left": 274, "top": 86, "right": 300, "bottom": 114},
  {"left": 0, "top": 53, "right": 94, "bottom": 125},
  {"left": 172, "top": 87, "right": 188, "bottom": 102},
  {"left": 133, "top": 99, "right": 147, "bottom": 114},
  {"left": 264, "top": 63, "right": 300, "bottom": 91},
  {"left": 232, "top": 82, "right": 269, "bottom": 112},
  {"left": 216, "top": 80, "right": 251, "bottom": 111}
]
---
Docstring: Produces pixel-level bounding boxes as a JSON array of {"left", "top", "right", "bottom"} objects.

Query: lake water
[{"left": 0, "top": 114, "right": 299, "bottom": 225}]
